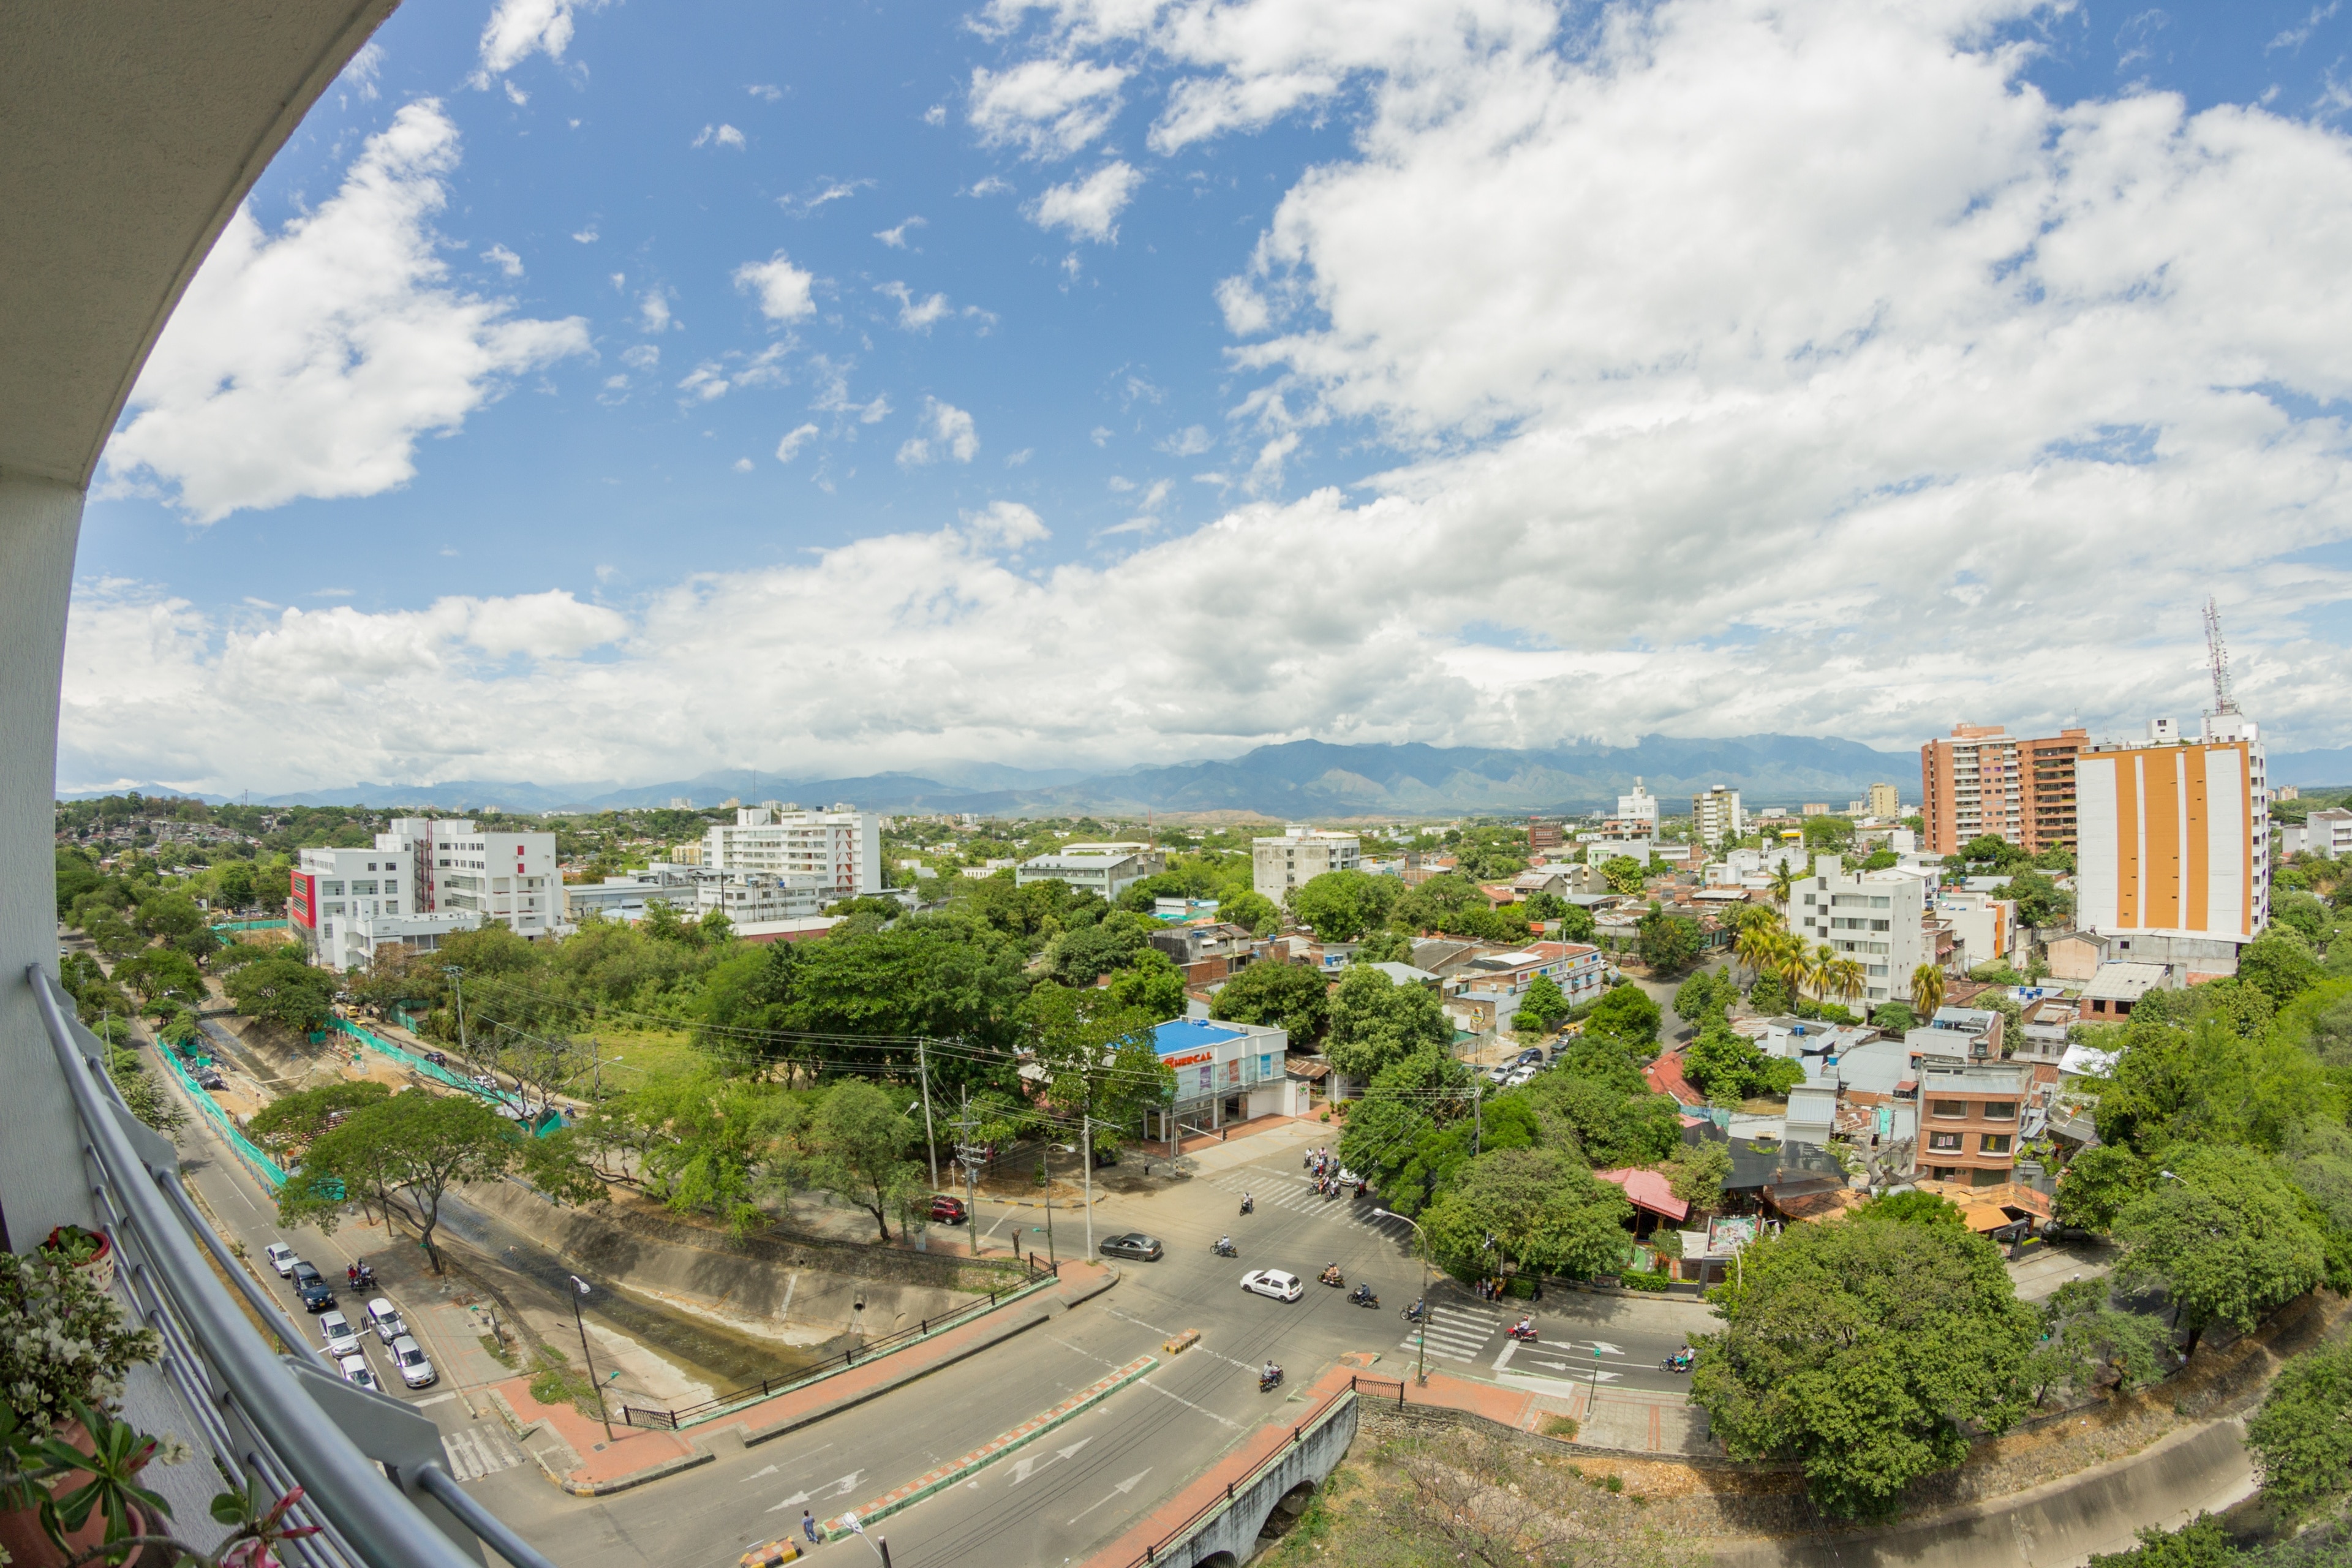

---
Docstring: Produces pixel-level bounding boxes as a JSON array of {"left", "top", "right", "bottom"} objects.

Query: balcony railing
[{"left": 29, "top": 966, "right": 559, "bottom": 1568}]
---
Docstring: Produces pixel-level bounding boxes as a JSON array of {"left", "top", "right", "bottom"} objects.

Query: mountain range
[{"left": 66, "top": 735, "right": 2352, "bottom": 818}]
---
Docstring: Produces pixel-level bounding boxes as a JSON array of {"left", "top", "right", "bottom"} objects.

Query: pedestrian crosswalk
[
  {"left": 440, "top": 1423, "right": 524, "bottom": 1482},
  {"left": 1207, "top": 1173, "right": 1413, "bottom": 1236},
  {"left": 1398, "top": 1304, "right": 1504, "bottom": 1365}
]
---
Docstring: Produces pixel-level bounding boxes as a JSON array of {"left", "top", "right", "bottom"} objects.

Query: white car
[
  {"left": 337, "top": 1353, "right": 379, "bottom": 1392},
  {"left": 264, "top": 1243, "right": 297, "bottom": 1277},
  {"left": 1485, "top": 1063, "right": 1515, "bottom": 1085},
  {"left": 1504, "top": 1065, "right": 1538, "bottom": 1087},
  {"left": 389, "top": 1335, "right": 437, "bottom": 1389},
  {"left": 318, "top": 1311, "right": 360, "bottom": 1358},
  {"left": 1240, "top": 1268, "right": 1303, "bottom": 1303},
  {"left": 1337, "top": 1167, "right": 1362, "bottom": 1187},
  {"left": 362, "top": 1298, "right": 406, "bottom": 1343}
]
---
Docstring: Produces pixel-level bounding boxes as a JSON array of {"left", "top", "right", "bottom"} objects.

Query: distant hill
[{"left": 64, "top": 736, "right": 1916, "bottom": 817}]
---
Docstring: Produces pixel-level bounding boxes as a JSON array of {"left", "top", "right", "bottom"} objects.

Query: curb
[
  {"left": 738, "top": 1264, "right": 1120, "bottom": 1447},
  {"left": 823, "top": 1353, "right": 1156, "bottom": 1540}
]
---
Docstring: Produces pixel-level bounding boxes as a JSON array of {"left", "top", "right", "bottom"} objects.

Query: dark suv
[{"left": 291, "top": 1262, "right": 334, "bottom": 1313}]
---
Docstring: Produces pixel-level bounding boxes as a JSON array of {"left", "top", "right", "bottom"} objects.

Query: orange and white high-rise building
[
  {"left": 2075, "top": 715, "right": 2269, "bottom": 945},
  {"left": 1920, "top": 723, "right": 2089, "bottom": 856}
]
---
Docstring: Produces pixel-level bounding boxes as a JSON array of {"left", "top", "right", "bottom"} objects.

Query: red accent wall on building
[{"left": 288, "top": 870, "right": 317, "bottom": 929}]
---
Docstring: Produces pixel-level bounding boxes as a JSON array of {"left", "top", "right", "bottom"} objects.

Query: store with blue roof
[{"left": 1142, "top": 1016, "right": 1307, "bottom": 1147}]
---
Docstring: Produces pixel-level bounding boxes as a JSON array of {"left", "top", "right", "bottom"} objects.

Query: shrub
[{"left": 1618, "top": 1269, "right": 1673, "bottom": 1292}]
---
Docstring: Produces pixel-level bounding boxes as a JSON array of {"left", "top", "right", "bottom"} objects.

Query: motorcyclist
[
  {"left": 1406, "top": 1298, "right": 1426, "bottom": 1321},
  {"left": 1321, "top": 1262, "right": 1341, "bottom": 1284},
  {"left": 1240, "top": 1192, "right": 1254, "bottom": 1215},
  {"left": 1261, "top": 1360, "right": 1281, "bottom": 1385},
  {"left": 1216, "top": 1235, "right": 1234, "bottom": 1255},
  {"left": 1512, "top": 1316, "right": 1536, "bottom": 1338}
]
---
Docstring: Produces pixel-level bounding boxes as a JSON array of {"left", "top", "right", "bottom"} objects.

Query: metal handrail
[
  {"left": 31, "top": 967, "right": 499, "bottom": 1568},
  {"left": 415, "top": 1466, "right": 560, "bottom": 1568}
]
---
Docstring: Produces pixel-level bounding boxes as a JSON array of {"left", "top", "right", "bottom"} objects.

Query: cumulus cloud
[
  {"left": 878, "top": 281, "right": 954, "bottom": 331},
  {"left": 775, "top": 423, "right": 820, "bottom": 462},
  {"left": 102, "top": 101, "right": 589, "bottom": 523},
  {"left": 481, "top": 243, "right": 524, "bottom": 276},
  {"left": 70, "top": 0, "right": 2352, "bottom": 790},
  {"left": 875, "top": 216, "right": 927, "bottom": 248},
  {"left": 477, "top": 0, "right": 605, "bottom": 77},
  {"left": 734, "top": 253, "right": 818, "bottom": 320},
  {"left": 897, "top": 398, "right": 980, "bottom": 466},
  {"left": 970, "top": 58, "right": 1128, "bottom": 157},
  {"left": 1027, "top": 161, "right": 1140, "bottom": 242},
  {"left": 693, "top": 123, "right": 747, "bottom": 149},
  {"left": 636, "top": 290, "right": 673, "bottom": 333}
]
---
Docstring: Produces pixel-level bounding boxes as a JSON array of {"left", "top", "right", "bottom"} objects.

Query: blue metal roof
[{"left": 1152, "top": 1019, "right": 1245, "bottom": 1057}]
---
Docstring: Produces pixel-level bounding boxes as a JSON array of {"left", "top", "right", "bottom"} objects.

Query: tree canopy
[{"left": 1209, "top": 959, "right": 1330, "bottom": 1042}]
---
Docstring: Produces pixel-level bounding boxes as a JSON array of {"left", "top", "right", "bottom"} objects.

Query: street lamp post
[
  {"left": 567, "top": 1275, "right": 614, "bottom": 1442},
  {"left": 440, "top": 965, "right": 468, "bottom": 1060},
  {"left": 1373, "top": 1208, "right": 1432, "bottom": 1385}
]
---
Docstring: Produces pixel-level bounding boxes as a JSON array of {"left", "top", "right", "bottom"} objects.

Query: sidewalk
[{"left": 491, "top": 1260, "right": 1119, "bottom": 1495}]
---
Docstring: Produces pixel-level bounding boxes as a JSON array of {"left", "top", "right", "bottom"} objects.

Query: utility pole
[
  {"left": 1082, "top": 1112, "right": 1093, "bottom": 1257},
  {"left": 568, "top": 1275, "right": 614, "bottom": 1442},
  {"left": 917, "top": 1039, "right": 938, "bottom": 1190},
  {"left": 1042, "top": 1142, "right": 1057, "bottom": 1270},
  {"left": 956, "top": 1087, "right": 980, "bottom": 1256},
  {"left": 442, "top": 965, "right": 467, "bottom": 1060}
]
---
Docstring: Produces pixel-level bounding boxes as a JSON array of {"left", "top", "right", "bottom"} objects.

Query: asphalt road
[{"left": 165, "top": 1065, "right": 1713, "bottom": 1568}]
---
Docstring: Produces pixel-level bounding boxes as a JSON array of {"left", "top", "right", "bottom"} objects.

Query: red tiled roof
[
  {"left": 1645, "top": 1049, "right": 1705, "bottom": 1108},
  {"left": 1594, "top": 1167, "right": 1691, "bottom": 1222}
]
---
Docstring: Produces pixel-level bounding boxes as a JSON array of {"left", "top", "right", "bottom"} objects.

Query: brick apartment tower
[{"left": 1920, "top": 724, "right": 2088, "bottom": 856}]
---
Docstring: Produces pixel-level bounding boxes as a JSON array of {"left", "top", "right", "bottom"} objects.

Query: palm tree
[
  {"left": 1823, "top": 956, "right": 1867, "bottom": 1010},
  {"left": 1910, "top": 963, "right": 1946, "bottom": 1017},
  {"left": 1766, "top": 863, "right": 1797, "bottom": 911},
  {"left": 1773, "top": 934, "right": 1812, "bottom": 1000},
  {"left": 1733, "top": 910, "right": 1784, "bottom": 981}
]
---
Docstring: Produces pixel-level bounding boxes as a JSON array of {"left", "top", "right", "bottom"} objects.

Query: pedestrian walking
[{"left": 801, "top": 1510, "right": 820, "bottom": 1545}]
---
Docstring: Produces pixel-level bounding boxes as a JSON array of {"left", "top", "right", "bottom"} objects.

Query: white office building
[
  {"left": 696, "top": 872, "right": 832, "bottom": 924},
  {"left": 290, "top": 843, "right": 484, "bottom": 971},
  {"left": 1015, "top": 846, "right": 1165, "bottom": 902},
  {"left": 702, "top": 805, "right": 881, "bottom": 900},
  {"left": 1790, "top": 854, "right": 1927, "bottom": 1009},
  {"left": 2282, "top": 807, "right": 2352, "bottom": 859},
  {"left": 1691, "top": 785, "right": 1746, "bottom": 849},
  {"left": 385, "top": 818, "right": 559, "bottom": 937},
  {"left": 1253, "top": 826, "right": 1362, "bottom": 902},
  {"left": 1615, "top": 778, "right": 1660, "bottom": 828}
]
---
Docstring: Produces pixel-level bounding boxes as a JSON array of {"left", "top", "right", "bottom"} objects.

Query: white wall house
[
  {"left": 386, "top": 818, "right": 558, "bottom": 938},
  {"left": 1014, "top": 848, "right": 1165, "bottom": 902},
  {"left": 1789, "top": 854, "right": 1926, "bottom": 1009}
]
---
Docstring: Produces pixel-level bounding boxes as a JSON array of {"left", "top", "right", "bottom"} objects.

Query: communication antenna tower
[{"left": 2203, "top": 597, "right": 2240, "bottom": 716}]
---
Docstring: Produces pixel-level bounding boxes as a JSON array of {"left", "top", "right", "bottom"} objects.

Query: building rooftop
[
  {"left": 1151, "top": 1018, "right": 1247, "bottom": 1057},
  {"left": 2082, "top": 961, "right": 2170, "bottom": 1000}
]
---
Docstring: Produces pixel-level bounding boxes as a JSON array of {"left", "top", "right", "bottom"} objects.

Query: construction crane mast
[{"left": 2204, "top": 597, "right": 2240, "bottom": 717}]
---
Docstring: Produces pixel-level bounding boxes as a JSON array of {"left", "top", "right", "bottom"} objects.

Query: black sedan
[{"left": 1098, "top": 1232, "right": 1164, "bottom": 1262}]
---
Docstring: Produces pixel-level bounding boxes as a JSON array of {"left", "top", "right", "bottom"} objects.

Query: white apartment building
[
  {"left": 1014, "top": 846, "right": 1166, "bottom": 902},
  {"left": 2283, "top": 807, "right": 2352, "bottom": 859},
  {"left": 2076, "top": 714, "right": 2270, "bottom": 946},
  {"left": 384, "top": 818, "right": 559, "bottom": 937},
  {"left": 701, "top": 805, "right": 881, "bottom": 899},
  {"left": 289, "top": 843, "right": 484, "bottom": 971},
  {"left": 1691, "top": 785, "right": 1746, "bottom": 849},
  {"left": 1615, "top": 778, "right": 1660, "bottom": 829},
  {"left": 1253, "top": 826, "right": 1362, "bottom": 902},
  {"left": 1790, "top": 854, "right": 1927, "bottom": 1009},
  {"left": 696, "top": 872, "right": 832, "bottom": 924}
]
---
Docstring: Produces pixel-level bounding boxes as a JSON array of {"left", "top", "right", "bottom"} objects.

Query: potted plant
[{"left": 40, "top": 1224, "right": 115, "bottom": 1295}]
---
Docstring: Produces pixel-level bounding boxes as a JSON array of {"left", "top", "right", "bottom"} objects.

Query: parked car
[
  {"left": 362, "top": 1298, "right": 406, "bottom": 1343},
  {"left": 337, "top": 1353, "right": 379, "bottom": 1392},
  {"left": 1098, "top": 1233, "right": 1163, "bottom": 1262},
  {"left": 470, "top": 1073, "right": 499, "bottom": 1092},
  {"left": 423, "top": 1050, "right": 448, "bottom": 1067},
  {"left": 1513, "top": 1047, "right": 1545, "bottom": 1066},
  {"left": 929, "top": 1194, "right": 969, "bottom": 1225},
  {"left": 264, "top": 1243, "right": 297, "bottom": 1277},
  {"left": 318, "top": 1311, "right": 360, "bottom": 1358},
  {"left": 1240, "top": 1268, "right": 1303, "bottom": 1303},
  {"left": 388, "top": 1335, "right": 437, "bottom": 1389},
  {"left": 291, "top": 1262, "right": 334, "bottom": 1312},
  {"left": 1484, "top": 1063, "right": 1514, "bottom": 1085},
  {"left": 1504, "top": 1065, "right": 1537, "bottom": 1087}
]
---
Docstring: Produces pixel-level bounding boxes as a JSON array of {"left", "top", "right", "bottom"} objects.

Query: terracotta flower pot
[
  {"left": 0, "top": 1420, "right": 149, "bottom": 1568},
  {"left": 40, "top": 1227, "right": 115, "bottom": 1295}
]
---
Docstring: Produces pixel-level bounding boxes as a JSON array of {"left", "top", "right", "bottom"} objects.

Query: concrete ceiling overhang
[{"left": 0, "top": 2, "right": 399, "bottom": 489}]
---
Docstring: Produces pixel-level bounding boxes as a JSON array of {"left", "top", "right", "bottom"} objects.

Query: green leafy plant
[{"left": 0, "top": 1251, "right": 158, "bottom": 1434}]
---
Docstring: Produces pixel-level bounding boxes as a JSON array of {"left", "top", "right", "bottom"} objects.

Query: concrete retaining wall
[{"left": 459, "top": 1178, "right": 1013, "bottom": 1348}]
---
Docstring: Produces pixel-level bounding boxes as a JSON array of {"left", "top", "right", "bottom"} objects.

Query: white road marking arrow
[
  {"left": 1585, "top": 1341, "right": 1626, "bottom": 1357},
  {"left": 1067, "top": 1468, "right": 1152, "bottom": 1525},
  {"left": 1011, "top": 1437, "right": 1091, "bottom": 1487},
  {"left": 764, "top": 1491, "right": 810, "bottom": 1514},
  {"left": 824, "top": 1472, "right": 863, "bottom": 1498},
  {"left": 741, "top": 1464, "right": 778, "bottom": 1482}
]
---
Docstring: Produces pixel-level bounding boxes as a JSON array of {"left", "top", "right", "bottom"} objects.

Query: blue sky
[{"left": 63, "top": 0, "right": 2352, "bottom": 793}]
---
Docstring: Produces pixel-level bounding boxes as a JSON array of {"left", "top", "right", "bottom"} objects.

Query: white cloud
[
  {"left": 504, "top": 80, "right": 530, "bottom": 106},
  {"left": 1027, "top": 160, "right": 1140, "bottom": 243},
  {"left": 481, "top": 243, "right": 524, "bottom": 277},
  {"left": 781, "top": 178, "right": 872, "bottom": 216},
  {"left": 878, "top": 282, "right": 954, "bottom": 331},
  {"left": 897, "top": 398, "right": 981, "bottom": 466},
  {"left": 963, "top": 176, "right": 1016, "bottom": 197},
  {"left": 340, "top": 41, "right": 383, "bottom": 102},
  {"left": 102, "top": 101, "right": 589, "bottom": 524},
  {"left": 572, "top": 225, "right": 599, "bottom": 243},
  {"left": 733, "top": 253, "right": 816, "bottom": 322},
  {"left": 677, "top": 363, "right": 729, "bottom": 402},
  {"left": 477, "top": 0, "right": 605, "bottom": 77},
  {"left": 970, "top": 58, "right": 1129, "bottom": 158},
  {"left": 74, "top": 0, "right": 2352, "bottom": 791},
  {"left": 924, "top": 104, "right": 948, "bottom": 126},
  {"left": 1245, "top": 431, "right": 1298, "bottom": 496},
  {"left": 620, "top": 344, "right": 659, "bottom": 371},
  {"left": 875, "top": 217, "right": 927, "bottom": 248},
  {"left": 775, "top": 423, "right": 820, "bottom": 462},
  {"left": 733, "top": 457, "right": 756, "bottom": 472},
  {"left": 748, "top": 83, "right": 783, "bottom": 102},
  {"left": 636, "top": 290, "right": 673, "bottom": 333},
  {"left": 1158, "top": 424, "right": 1213, "bottom": 456},
  {"left": 693, "top": 123, "right": 747, "bottom": 149}
]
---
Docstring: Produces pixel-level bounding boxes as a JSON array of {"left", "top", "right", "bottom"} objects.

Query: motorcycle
[
  {"left": 1319, "top": 1267, "right": 1345, "bottom": 1288},
  {"left": 1662, "top": 1353, "right": 1694, "bottom": 1374},
  {"left": 1507, "top": 1322, "right": 1539, "bottom": 1343},
  {"left": 1349, "top": 1285, "right": 1380, "bottom": 1310},
  {"left": 1239, "top": 1196, "right": 1254, "bottom": 1216},
  {"left": 1402, "top": 1301, "right": 1427, "bottom": 1324},
  {"left": 1213, "top": 1239, "right": 1237, "bottom": 1258},
  {"left": 1258, "top": 1366, "right": 1284, "bottom": 1393}
]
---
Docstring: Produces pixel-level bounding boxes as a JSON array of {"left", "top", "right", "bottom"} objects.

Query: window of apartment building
[
  {"left": 322, "top": 881, "right": 344, "bottom": 895},
  {"left": 1983, "top": 1101, "right": 2018, "bottom": 1120},
  {"left": 1928, "top": 1131, "right": 1962, "bottom": 1152},
  {"left": 1930, "top": 1099, "right": 1966, "bottom": 1118},
  {"left": 1979, "top": 1133, "right": 2012, "bottom": 1155},
  {"left": 352, "top": 881, "right": 377, "bottom": 894}
]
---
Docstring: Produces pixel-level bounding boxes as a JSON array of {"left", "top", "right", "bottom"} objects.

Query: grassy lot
[{"left": 549, "top": 1025, "right": 703, "bottom": 1098}]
